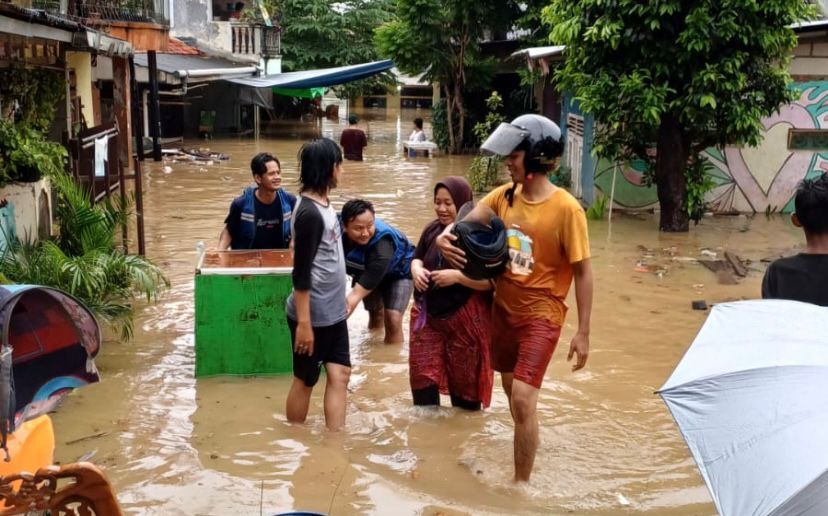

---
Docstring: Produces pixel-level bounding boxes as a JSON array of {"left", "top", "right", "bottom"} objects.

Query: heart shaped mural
[{"left": 723, "top": 101, "right": 817, "bottom": 212}]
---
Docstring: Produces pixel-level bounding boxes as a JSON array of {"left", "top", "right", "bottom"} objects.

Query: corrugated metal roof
[
  {"left": 511, "top": 46, "right": 566, "bottom": 60},
  {"left": 0, "top": 3, "right": 82, "bottom": 31},
  {"left": 133, "top": 53, "right": 253, "bottom": 74},
  {"left": 227, "top": 60, "right": 394, "bottom": 89},
  {"left": 792, "top": 19, "right": 828, "bottom": 33}
]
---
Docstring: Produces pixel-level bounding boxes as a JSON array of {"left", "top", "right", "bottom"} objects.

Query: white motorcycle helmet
[{"left": 480, "top": 114, "right": 563, "bottom": 172}]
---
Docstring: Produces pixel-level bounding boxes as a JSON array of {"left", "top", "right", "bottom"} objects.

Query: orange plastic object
[{"left": 0, "top": 416, "right": 55, "bottom": 477}]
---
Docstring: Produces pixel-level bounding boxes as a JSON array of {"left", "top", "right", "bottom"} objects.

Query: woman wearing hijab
[{"left": 409, "top": 177, "right": 494, "bottom": 410}]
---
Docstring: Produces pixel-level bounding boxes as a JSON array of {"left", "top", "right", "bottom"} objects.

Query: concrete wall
[
  {"left": 172, "top": 0, "right": 212, "bottom": 41},
  {"left": 107, "top": 22, "right": 170, "bottom": 51},
  {"left": 262, "top": 56, "right": 281, "bottom": 75},
  {"left": 0, "top": 179, "right": 52, "bottom": 249},
  {"left": 791, "top": 38, "right": 828, "bottom": 79},
  {"left": 570, "top": 81, "right": 828, "bottom": 213}
]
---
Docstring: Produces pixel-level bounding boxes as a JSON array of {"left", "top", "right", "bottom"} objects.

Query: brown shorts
[{"left": 490, "top": 303, "right": 561, "bottom": 389}]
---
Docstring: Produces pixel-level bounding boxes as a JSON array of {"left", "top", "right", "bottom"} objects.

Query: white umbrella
[{"left": 659, "top": 299, "right": 828, "bottom": 516}]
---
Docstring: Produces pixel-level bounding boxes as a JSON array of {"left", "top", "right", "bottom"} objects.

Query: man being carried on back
[{"left": 341, "top": 199, "right": 415, "bottom": 344}]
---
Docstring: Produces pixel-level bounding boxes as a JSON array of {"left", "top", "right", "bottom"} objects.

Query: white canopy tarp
[{"left": 659, "top": 300, "right": 828, "bottom": 516}]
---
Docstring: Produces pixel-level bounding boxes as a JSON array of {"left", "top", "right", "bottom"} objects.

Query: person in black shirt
[
  {"left": 762, "top": 172, "right": 828, "bottom": 306},
  {"left": 219, "top": 152, "right": 297, "bottom": 250},
  {"left": 341, "top": 199, "right": 414, "bottom": 344}
]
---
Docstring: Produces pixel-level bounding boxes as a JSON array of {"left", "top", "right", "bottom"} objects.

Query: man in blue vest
[
  {"left": 219, "top": 152, "right": 297, "bottom": 250},
  {"left": 341, "top": 199, "right": 414, "bottom": 344}
]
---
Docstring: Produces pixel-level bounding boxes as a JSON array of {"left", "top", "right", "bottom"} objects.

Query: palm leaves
[{"left": 0, "top": 172, "right": 168, "bottom": 340}]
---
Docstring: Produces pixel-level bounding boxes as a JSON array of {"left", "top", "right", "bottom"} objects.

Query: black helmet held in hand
[{"left": 451, "top": 217, "right": 508, "bottom": 279}]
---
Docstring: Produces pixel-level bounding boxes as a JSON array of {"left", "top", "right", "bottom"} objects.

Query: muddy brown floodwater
[{"left": 50, "top": 108, "right": 804, "bottom": 515}]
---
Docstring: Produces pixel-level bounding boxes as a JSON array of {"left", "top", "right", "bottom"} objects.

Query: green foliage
[
  {"left": 685, "top": 155, "right": 717, "bottom": 224},
  {"left": 550, "top": 165, "right": 572, "bottom": 188},
  {"left": 472, "top": 91, "right": 506, "bottom": 144},
  {"left": 276, "top": 0, "right": 395, "bottom": 98},
  {"left": 467, "top": 92, "right": 508, "bottom": 192},
  {"left": 544, "top": 0, "right": 816, "bottom": 229},
  {"left": 586, "top": 194, "right": 608, "bottom": 220},
  {"left": 375, "top": 0, "right": 506, "bottom": 152},
  {"left": 0, "top": 120, "right": 67, "bottom": 186},
  {"left": 510, "top": 67, "right": 541, "bottom": 114},
  {"left": 0, "top": 66, "right": 65, "bottom": 132},
  {"left": 48, "top": 171, "right": 130, "bottom": 256},
  {"left": 0, "top": 172, "right": 169, "bottom": 341},
  {"left": 0, "top": 67, "right": 67, "bottom": 186},
  {"left": 467, "top": 156, "right": 503, "bottom": 193},
  {"left": 431, "top": 99, "right": 450, "bottom": 151}
]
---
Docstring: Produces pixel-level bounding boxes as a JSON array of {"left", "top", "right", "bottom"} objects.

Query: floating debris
[
  {"left": 162, "top": 148, "right": 230, "bottom": 163},
  {"left": 691, "top": 300, "right": 708, "bottom": 311}
]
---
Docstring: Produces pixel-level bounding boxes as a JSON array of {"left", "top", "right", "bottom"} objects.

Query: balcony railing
[
  {"left": 210, "top": 21, "right": 280, "bottom": 59},
  {"left": 261, "top": 25, "right": 280, "bottom": 57},
  {"left": 31, "top": 0, "right": 169, "bottom": 25}
]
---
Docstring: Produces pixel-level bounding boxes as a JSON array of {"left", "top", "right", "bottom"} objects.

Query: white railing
[{"left": 209, "top": 21, "right": 279, "bottom": 58}]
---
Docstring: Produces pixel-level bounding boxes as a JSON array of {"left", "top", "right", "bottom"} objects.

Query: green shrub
[
  {"left": 586, "top": 195, "right": 608, "bottom": 220},
  {"left": 0, "top": 172, "right": 169, "bottom": 340},
  {"left": 550, "top": 165, "right": 572, "bottom": 188},
  {"left": 468, "top": 155, "right": 503, "bottom": 193}
]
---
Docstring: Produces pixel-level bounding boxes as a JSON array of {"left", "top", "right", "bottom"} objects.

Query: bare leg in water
[
  {"left": 286, "top": 364, "right": 351, "bottom": 431},
  {"left": 323, "top": 363, "right": 351, "bottom": 431},
  {"left": 501, "top": 372, "right": 541, "bottom": 482},
  {"left": 286, "top": 378, "right": 313, "bottom": 423},
  {"left": 383, "top": 309, "right": 404, "bottom": 344},
  {"left": 368, "top": 308, "right": 383, "bottom": 329}
]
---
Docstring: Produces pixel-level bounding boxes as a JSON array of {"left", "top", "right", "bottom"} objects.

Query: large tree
[
  {"left": 545, "top": 0, "right": 815, "bottom": 231},
  {"left": 374, "top": 0, "right": 493, "bottom": 153},
  {"left": 271, "top": 0, "right": 394, "bottom": 97}
]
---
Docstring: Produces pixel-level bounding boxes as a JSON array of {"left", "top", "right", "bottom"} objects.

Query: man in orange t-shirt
[{"left": 438, "top": 114, "right": 593, "bottom": 482}]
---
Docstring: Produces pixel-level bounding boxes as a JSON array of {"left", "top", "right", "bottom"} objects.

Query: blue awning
[{"left": 225, "top": 60, "right": 394, "bottom": 89}]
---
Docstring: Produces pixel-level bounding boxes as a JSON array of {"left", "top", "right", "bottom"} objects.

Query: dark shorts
[
  {"left": 363, "top": 278, "right": 413, "bottom": 313},
  {"left": 287, "top": 317, "right": 351, "bottom": 387},
  {"left": 490, "top": 303, "right": 561, "bottom": 389}
]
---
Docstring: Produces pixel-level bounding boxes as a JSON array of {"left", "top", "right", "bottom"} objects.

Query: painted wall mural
[{"left": 591, "top": 81, "right": 828, "bottom": 213}]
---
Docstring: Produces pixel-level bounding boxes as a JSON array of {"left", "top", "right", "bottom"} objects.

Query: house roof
[
  {"left": 226, "top": 60, "right": 395, "bottom": 89},
  {"left": 792, "top": 19, "right": 828, "bottom": 34},
  {"left": 0, "top": 3, "right": 132, "bottom": 56},
  {"left": 133, "top": 52, "right": 258, "bottom": 84},
  {"left": 0, "top": 3, "right": 82, "bottom": 32},
  {"left": 163, "top": 38, "right": 200, "bottom": 56},
  {"left": 392, "top": 67, "right": 429, "bottom": 87},
  {"left": 511, "top": 46, "right": 566, "bottom": 60}
]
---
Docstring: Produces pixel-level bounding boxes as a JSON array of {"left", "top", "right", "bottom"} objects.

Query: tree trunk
[
  {"left": 454, "top": 82, "right": 464, "bottom": 154},
  {"left": 444, "top": 83, "right": 457, "bottom": 153},
  {"left": 655, "top": 114, "right": 690, "bottom": 232}
]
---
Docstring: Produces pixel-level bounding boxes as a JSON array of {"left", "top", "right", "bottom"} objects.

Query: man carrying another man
[
  {"left": 341, "top": 199, "right": 415, "bottom": 344},
  {"left": 220, "top": 152, "right": 296, "bottom": 250}
]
